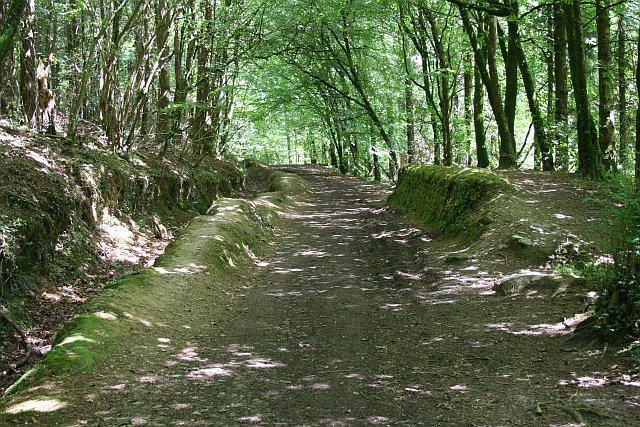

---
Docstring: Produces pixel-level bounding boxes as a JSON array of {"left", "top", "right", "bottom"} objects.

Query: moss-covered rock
[{"left": 388, "top": 165, "right": 514, "bottom": 242}]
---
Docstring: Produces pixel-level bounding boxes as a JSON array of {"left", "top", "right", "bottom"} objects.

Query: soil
[{"left": 1, "top": 165, "right": 639, "bottom": 426}]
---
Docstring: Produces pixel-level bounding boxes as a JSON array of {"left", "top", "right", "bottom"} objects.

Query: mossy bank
[
  {"left": 2, "top": 169, "right": 306, "bottom": 406},
  {"left": 388, "top": 165, "right": 514, "bottom": 242}
]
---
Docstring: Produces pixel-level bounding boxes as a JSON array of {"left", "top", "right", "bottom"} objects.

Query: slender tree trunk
[
  {"left": 502, "top": 19, "right": 518, "bottom": 138},
  {"left": 464, "top": 62, "right": 473, "bottom": 166},
  {"left": 511, "top": 23, "right": 554, "bottom": 171},
  {"left": 19, "top": 0, "right": 36, "bottom": 128},
  {"left": 155, "top": 0, "right": 172, "bottom": 145},
  {"left": 554, "top": 3, "right": 569, "bottom": 171},
  {"left": 0, "top": 0, "right": 27, "bottom": 66},
  {"left": 193, "top": 1, "right": 212, "bottom": 154},
  {"left": 425, "top": 9, "right": 452, "bottom": 166},
  {"left": 635, "top": 31, "right": 640, "bottom": 187},
  {"left": 474, "top": 64, "right": 489, "bottom": 168},
  {"left": 565, "top": 0, "right": 603, "bottom": 179},
  {"left": 596, "top": 0, "right": 615, "bottom": 171},
  {"left": 405, "top": 79, "right": 415, "bottom": 164},
  {"left": 617, "top": 16, "right": 628, "bottom": 167}
]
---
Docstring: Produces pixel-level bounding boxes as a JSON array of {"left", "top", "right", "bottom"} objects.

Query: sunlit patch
[
  {"left": 41, "top": 286, "right": 87, "bottom": 304},
  {"left": 5, "top": 399, "right": 66, "bottom": 414},
  {"left": 188, "top": 365, "right": 233, "bottom": 378},
  {"left": 153, "top": 263, "right": 207, "bottom": 275},
  {"left": 405, "top": 385, "right": 431, "bottom": 395},
  {"left": 367, "top": 416, "right": 390, "bottom": 424},
  {"left": 176, "top": 347, "right": 207, "bottom": 362},
  {"left": 95, "top": 311, "right": 118, "bottom": 321},
  {"left": 131, "top": 417, "right": 148, "bottom": 425},
  {"left": 450, "top": 384, "right": 469, "bottom": 392},
  {"left": 287, "top": 384, "right": 304, "bottom": 390},
  {"left": 295, "top": 249, "right": 330, "bottom": 257},
  {"left": 172, "top": 403, "right": 192, "bottom": 410},
  {"left": 432, "top": 299, "right": 456, "bottom": 305},
  {"left": 238, "top": 415, "right": 262, "bottom": 423},
  {"left": 381, "top": 303, "right": 406, "bottom": 312},
  {"left": 268, "top": 290, "right": 304, "bottom": 297},
  {"left": 245, "top": 358, "right": 284, "bottom": 369},
  {"left": 138, "top": 375, "right": 160, "bottom": 383},
  {"left": 344, "top": 373, "right": 365, "bottom": 380},
  {"left": 110, "top": 383, "right": 126, "bottom": 390},
  {"left": 123, "top": 312, "right": 153, "bottom": 327},
  {"left": 228, "top": 344, "right": 254, "bottom": 357},
  {"left": 58, "top": 334, "right": 96, "bottom": 347},
  {"left": 157, "top": 337, "right": 171, "bottom": 343},
  {"left": 554, "top": 213, "right": 572, "bottom": 219},
  {"left": 311, "top": 383, "right": 330, "bottom": 390},
  {"left": 559, "top": 375, "right": 608, "bottom": 388},
  {"left": 621, "top": 374, "right": 640, "bottom": 387},
  {"left": 272, "top": 268, "right": 304, "bottom": 274}
]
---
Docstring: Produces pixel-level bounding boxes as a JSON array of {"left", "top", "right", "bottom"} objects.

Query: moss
[
  {"left": 5, "top": 313, "right": 115, "bottom": 396},
  {"left": 388, "top": 166, "right": 514, "bottom": 242},
  {"left": 267, "top": 172, "right": 309, "bottom": 196}
]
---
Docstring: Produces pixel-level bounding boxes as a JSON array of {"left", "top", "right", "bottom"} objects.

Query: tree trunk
[
  {"left": 553, "top": 3, "right": 569, "bottom": 171},
  {"left": 193, "top": 1, "right": 212, "bottom": 154},
  {"left": 463, "top": 61, "right": 473, "bottom": 166},
  {"left": 617, "top": 16, "right": 628, "bottom": 167},
  {"left": 19, "top": 0, "right": 36, "bottom": 128},
  {"left": 502, "top": 19, "right": 518, "bottom": 138},
  {"left": 424, "top": 9, "right": 452, "bottom": 166},
  {"left": 460, "top": 9, "right": 515, "bottom": 169},
  {"left": 0, "top": 0, "right": 27, "bottom": 66},
  {"left": 635, "top": 31, "right": 640, "bottom": 187},
  {"left": 474, "top": 64, "right": 489, "bottom": 168},
  {"left": 565, "top": 0, "right": 603, "bottom": 179},
  {"left": 155, "top": 0, "right": 172, "bottom": 145},
  {"left": 511, "top": 23, "right": 554, "bottom": 171},
  {"left": 596, "top": 0, "right": 615, "bottom": 171},
  {"left": 405, "top": 79, "right": 415, "bottom": 164}
]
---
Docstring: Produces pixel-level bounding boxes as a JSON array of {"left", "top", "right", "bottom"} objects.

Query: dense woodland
[
  {"left": 0, "top": 0, "right": 638, "bottom": 180},
  {"left": 2, "top": 1, "right": 640, "bottom": 340}
]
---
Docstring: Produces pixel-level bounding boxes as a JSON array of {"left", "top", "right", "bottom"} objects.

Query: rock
[
  {"left": 508, "top": 234, "right": 534, "bottom": 249},
  {"left": 492, "top": 273, "right": 583, "bottom": 297}
]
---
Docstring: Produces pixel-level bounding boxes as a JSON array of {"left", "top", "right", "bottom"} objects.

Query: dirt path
[{"left": 2, "top": 166, "right": 639, "bottom": 426}]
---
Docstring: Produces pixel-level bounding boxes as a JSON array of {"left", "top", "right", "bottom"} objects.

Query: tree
[
  {"left": 0, "top": 0, "right": 27, "bottom": 66},
  {"left": 564, "top": 0, "right": 603, "bottom": 179},
  {"left": 596, "top": 0, "right": 615, "bottom": 171}
]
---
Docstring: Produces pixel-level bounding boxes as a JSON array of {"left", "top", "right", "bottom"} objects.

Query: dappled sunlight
[
  {"left": 58, "top": 334, "right": 96, "bottom": 347},
  {"left": 95, "top": 311, "right": 118, "bottom": 321},
  {"left": 176, "top": 346, "right": 207, "bottom": 363},
  {"left": 4, "top": 398, "right": 66, "bottom": 414},
  {"left": 41, "top": 284, "right": 88, "bottom": 304},
  {"left": 486, "top": 312, "right": 589, "bottom": 336},
  {"left": 123, "top": 312, "right": 154, "bottom": 327},
  {"left": 188, "top": 365, "right": 234, "bottom": 379},
  {"left": 153, "top": 263, "right": 207, "bottom": 275}
]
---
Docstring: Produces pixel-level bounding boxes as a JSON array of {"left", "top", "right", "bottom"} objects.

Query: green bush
[{"left": 592, "top": 192, "right": 640, "bottom": 336}]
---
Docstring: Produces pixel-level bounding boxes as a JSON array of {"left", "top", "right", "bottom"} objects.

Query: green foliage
[
  {"left": 590, "top": 191, "right": 640, "bottom": 336},
  {"left": 0, "top": 216, "right": 23, "bottom": 287},
  {"left": 388, "top": 165, "right": 514, "bottom": 241}
]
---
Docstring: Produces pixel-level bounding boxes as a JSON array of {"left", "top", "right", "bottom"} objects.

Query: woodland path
[{"left": 2, "top": 166, "right": 640, "bottom": 426}]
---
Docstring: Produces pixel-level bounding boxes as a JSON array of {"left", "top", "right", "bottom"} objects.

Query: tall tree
[
  {"left": 553, "top": 2, "right": 569, "bottom": 171},
  {"left": 596, "top": 0, "right": 615, "bottom": 171},
  {"left": 459, "top": 7, "right": 516, "bottom": 169},
  {"left": 564, "top": 0, "right": 603, "bottom": 179}
]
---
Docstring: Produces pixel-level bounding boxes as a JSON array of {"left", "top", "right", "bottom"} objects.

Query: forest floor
[{"left": 2, "top": 165, "right": 640, "bottom": 426}]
